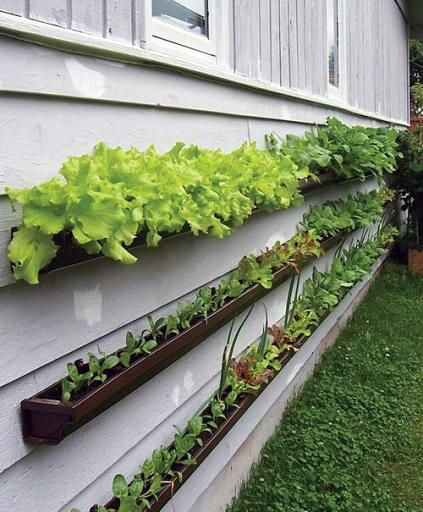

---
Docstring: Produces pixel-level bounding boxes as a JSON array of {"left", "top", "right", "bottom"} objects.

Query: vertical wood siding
[
  {"left": 0, "top": 0, "right": 409, "bottom": 121},
  {"left": 71, "top": 0, "right": 104, "bottom": 36}
]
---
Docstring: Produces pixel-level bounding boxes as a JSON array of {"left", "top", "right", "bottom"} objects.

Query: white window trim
[
  {"left": 152, "top": 11, "right": 216, "bottom": 56},
  {"left": 327, "top": 0, "right": 347, "bottom": 102},
  {"left": 143, "top": 0, "right": 229, "bottom": 67}
]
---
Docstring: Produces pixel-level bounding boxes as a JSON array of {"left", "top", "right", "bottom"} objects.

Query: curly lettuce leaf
[
  {"left": 6, "top": 178, "right": 66, "bottom": 235},
  {"left": 8, "top": 227, "right": 57, "bottom": 284}
]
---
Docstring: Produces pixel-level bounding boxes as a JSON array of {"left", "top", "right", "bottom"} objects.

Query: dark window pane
[
  {"left": 328, "top": 0, "right": 339, "bottom": 87},
  {"left": 153, "top": 0, "right": 208, "bottom": 36}
]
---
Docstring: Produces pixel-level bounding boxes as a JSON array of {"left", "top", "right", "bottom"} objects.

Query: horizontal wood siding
[{"left": 0, "top": 0, "right": 409, "bottom": 122}]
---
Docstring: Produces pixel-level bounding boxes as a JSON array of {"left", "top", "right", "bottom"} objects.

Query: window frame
[
  {"left": 150, "top": 0, "right": 217, "bottom": 58},
  {"left": 327, "top": 0, "right": 347, "bottom": 101}
]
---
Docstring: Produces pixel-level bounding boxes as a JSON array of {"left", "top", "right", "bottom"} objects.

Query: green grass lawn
[{"left": 227, "top": 263, "right": 423, "bottom": 512}]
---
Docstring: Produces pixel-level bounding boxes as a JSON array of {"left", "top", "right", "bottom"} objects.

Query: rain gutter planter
[
  {"left": 92, "top": 243, "right": 395, "bottom": 512},
  {"left": 95, "top": 342, "right": 305, "bottom": 512},
  {"left": 21, "top": 232, "right": 344, "bottom": 445},
  {"left": 11, "top": 173, "right": 368, "bottom": 277}
]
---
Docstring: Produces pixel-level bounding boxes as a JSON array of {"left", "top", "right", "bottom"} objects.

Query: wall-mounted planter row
[
  {"left": 15, "top": 173, "right": 364, "bottom": 276},
  {"left": 21, "top": 232, "right": 344, "bottom": 445},
  {"left": 99, "top": 339, "right": 307, "bottom": 512},
  {"left": 90, "top": 237, "right": 396, "bottom": 512}
]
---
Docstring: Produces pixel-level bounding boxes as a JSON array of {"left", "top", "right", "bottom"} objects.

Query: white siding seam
[{"left": 65, "top": 0, "right": 71, "bottom": 30}]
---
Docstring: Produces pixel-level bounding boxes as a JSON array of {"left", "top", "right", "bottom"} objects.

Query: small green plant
[
  {"left": 61, "top": 349, "right": 119, "bottom": 402},
  {"left": 176, "top": 301, "right": 201, "bottom": 330},
  {"left": 87, "top": 350, "right": 120, "bottom": 383},
  {"left": 61, "top": 363, "right": 91, "bottom": 402},
  {"left": 193, "top": 287, "right": 217, "bottom": 321},
  {"left": 163, "top": 315, "right": 180, "bottom": 340},
  {"left": 143, "top": 315, "right": 166, "bottom": 341},
  {"left": 119, "top": 332, "right": 158, "bottom": 368}
]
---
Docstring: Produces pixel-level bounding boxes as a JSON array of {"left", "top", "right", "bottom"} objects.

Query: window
[
  {"left": 153, "top": 0, "right": 208, "bottom": 36},
  {"left": 152, "top": 0, "right": 215, "bottom": 56},
  {"left": 327, "top": 0, "right": 346, "bottom": 100},
  {"left": 328, "top": 0, "right": 339, "bottom": 87}
]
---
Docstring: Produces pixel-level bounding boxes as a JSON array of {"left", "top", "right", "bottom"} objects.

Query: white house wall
[{"left": 0, "top": 2, "right": 408, "bottom": 511}]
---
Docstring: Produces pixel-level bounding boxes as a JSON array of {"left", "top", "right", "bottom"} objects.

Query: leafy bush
[
  {"left": 394, "top": 130, "right": 423, "bottom": 247},
  {"left": 411, "top": 83, "right": 423, "bottom": 112},
  {"left": 410, "top": 39, "right": 423, "bottom": 87}
]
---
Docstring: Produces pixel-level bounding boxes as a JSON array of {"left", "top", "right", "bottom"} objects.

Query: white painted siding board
[
  {"left": 131, "top": 0, "right": 142, "bottom": 46},
  {"left": 287, "top": 0, "right": 298, "bottom": 88},
  {"left": 305, "top": 0, "right": 316, "bottom": 94},
  {"left": 386, "top": 1, "right": 393, "bottom": 118},
  {"left": 248, "top": 0, "right": 260, "bottom": 79},
  {"left": 357, "top": 0, "right": 365, "bottom": 110},
  {"left": 296, "top": 0, "right": 306, "bottom": 90},
  {"left": 316, "top": 0, "right": 327, "bottom": 96},
  {"left": 378, "top": 0, "right": 385, "bottom": 115},
  {"left": 259, "top": 0, "right": 272, "bottom": 82},
  {"left": 358, "top": 0, "right": 365, "bottom": 110},
  {"left": 390, "top": 2, "right": 396, "bottom": 119},
  {"left": 0, "top": 0, "right": 26, "bottom": 16},
  {"left": 28, "top": 0, "right": 68, "bottom": 28},
  {"left": 363, "top": 0, "right": 372, "bottom": 112},
  {"left": 279, "top": 0, "right": 290, "bottom": 88},
  {"left": 352, "top": 0, "right": 360, "bottom": 108},
  {"left": 215, "top": 0, "right": 231, "bottom": 69},
  {"left": 387, "top": 3, "right": 394, "bottom": 118},
  {"left": 227, "top": 0, "right": 235, "bottom": 71},
  {"left": 346, "top": 0, "right": 352, "bottom": 106},
  {"left": 270, "top": 0, "right": 281, "bottom": 85},
  {"left": 70, "top": 0, "right": 104, "bottom": 36},
  {"left": 373, "top": 0, "right": 381, "bottom": 113},
  {"left": 379, "top": 0, "right": 386, "bottom": 115},
  {"left": 233, "top": 0, "right": 250, "bottom": 76},
  {"left": 104, "top": 0, "right": 132, "bottom": 42}
]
